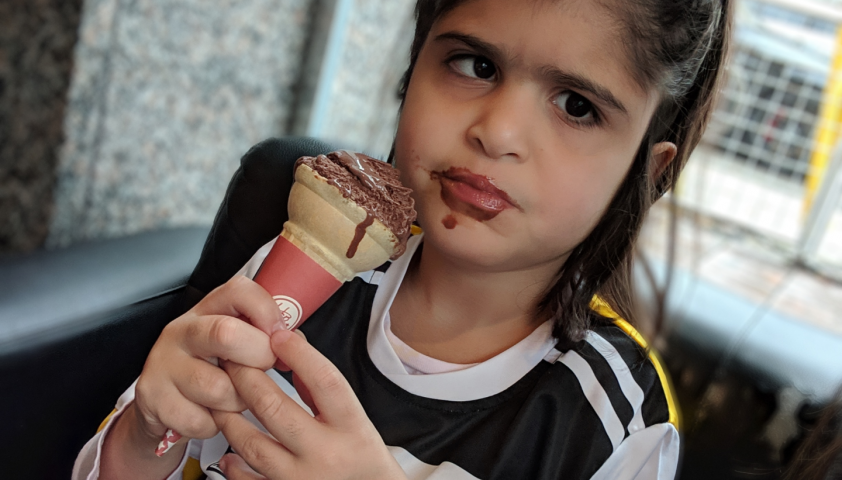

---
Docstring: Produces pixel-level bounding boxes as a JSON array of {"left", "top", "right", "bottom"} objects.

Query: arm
[
  {"left": 589, "top": 423, "right": 680, "bottom": 480},
  {"left": 72, "top": 383, "right": 196, "bottom": 480},
  {"left": 73, "top": 276, "right": 281, "bottom": 480}
]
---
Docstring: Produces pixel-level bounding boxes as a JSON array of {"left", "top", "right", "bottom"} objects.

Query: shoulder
[
  {"left": 588, "top": 320, "right": 678, "bottom": 430},
  {"left": 542, "top": 312, "right": 679, "bottom": 452}
]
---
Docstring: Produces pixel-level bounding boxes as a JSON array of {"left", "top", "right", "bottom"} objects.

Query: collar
[{"left": 366, "top": 234, "right": 557, "bottom": 401}]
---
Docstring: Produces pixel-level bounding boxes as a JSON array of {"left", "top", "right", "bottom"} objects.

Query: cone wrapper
[{"left": 253, "top": 235, "right": 342, "bottom": 330}]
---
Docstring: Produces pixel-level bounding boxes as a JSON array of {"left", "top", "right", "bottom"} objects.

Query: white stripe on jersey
[
  {"left": 389, "top": 447, "right": 481, "bottom": 480},
  {"left": 543, "top": 347, "right": 563, "bottom": 363},
  {"left": 235, "top": 236, "right": 278, "bottom": 279},
  {"left": 589, "top": 423, "right": 680, "bottom": 480},
  {"left": 355, "top": 269, "right": 385, "bottom": 285},
  {"left": 558, "top": 350, "right": 626, "bottom": 450},
  {"left": 586, "top": 331, "right": 647, "bottom": 434}
]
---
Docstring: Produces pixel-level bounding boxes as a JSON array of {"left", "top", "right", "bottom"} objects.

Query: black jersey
[
  {"left": 75, "top": 235, "right": 679, "bottom": 480},
  {"left": 232, "top": 234, "right": 679, "bottom": 479}
]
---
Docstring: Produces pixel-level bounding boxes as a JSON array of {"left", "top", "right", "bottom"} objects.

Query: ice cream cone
[
  {"left": 281, "top": 163, "right": 401, "bottom": 282},
  {"left": 253, "top": 156, "right": 414, "bottom": 331},
  {"left": 158, "top": 151, "right": 415, "bottom": 457}
]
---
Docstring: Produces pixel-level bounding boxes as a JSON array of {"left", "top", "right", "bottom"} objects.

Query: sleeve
[
  {"left": 589, "top": 423, "right": 680, "bottom": 480},
  {"left": 233, "top": 236, "right": 276, "bottom": 279},
  {"left": 71, "top": 380, "right": 203, "bottom": 480}
]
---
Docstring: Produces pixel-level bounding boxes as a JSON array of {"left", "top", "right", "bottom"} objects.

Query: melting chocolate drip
[{"left": 347, "top": 212, "right": 375, "bottom": 258}]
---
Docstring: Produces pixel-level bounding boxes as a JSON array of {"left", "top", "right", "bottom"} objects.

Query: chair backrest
[{"left": 184, "top": 137, "right": 335, "bottom": 308}]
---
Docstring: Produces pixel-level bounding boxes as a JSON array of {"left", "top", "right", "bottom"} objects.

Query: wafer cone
[{"left": 282, "top": 163, "right": 401, "bottom": 282}]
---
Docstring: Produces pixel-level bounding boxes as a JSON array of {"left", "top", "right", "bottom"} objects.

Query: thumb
[
  {"left": 219, "top": 453, "right": 267, "bottom": 480},
  {"left": 272, "top": 329, "right": 307, "bottom": 372}
]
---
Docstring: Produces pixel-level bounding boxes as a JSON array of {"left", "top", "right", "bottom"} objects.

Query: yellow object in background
[{"left": 806, "top": 26, "right": 842, "bottom": 212}]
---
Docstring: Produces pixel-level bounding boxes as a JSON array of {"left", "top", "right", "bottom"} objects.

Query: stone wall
[
  {"left": 47, "top": 0, "right": 313, "bottom": 247},
  {"left": 0, "top": 0, "right": 85, "bottom": 253},
  {"left": 317, "top": 0, "right": 415, "bottom": 157},
  {"left": 0, "top": 0, "right": 416, "bottom": 253}
]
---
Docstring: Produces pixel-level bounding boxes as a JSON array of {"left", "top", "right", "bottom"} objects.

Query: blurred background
[{"left": 2, "top": 0, "right": 842, "bottom": 478}]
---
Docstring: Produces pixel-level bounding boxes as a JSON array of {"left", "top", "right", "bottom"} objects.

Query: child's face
[{"left": 394, "top": 0, "right": 663, "bottom": 274}]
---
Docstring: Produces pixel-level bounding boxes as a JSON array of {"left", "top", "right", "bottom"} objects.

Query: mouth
[{"left": 431, "top": 167, "right": 521, "bottom": 221}]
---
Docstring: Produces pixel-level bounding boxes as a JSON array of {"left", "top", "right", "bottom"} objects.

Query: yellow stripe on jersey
[
  {"left": 590, "top": 296, "right": 681, "bottom": 431},
  {"left": 97, "top": 409, "right": 118, "bottom": 433},
  {"left": 183, "top": 458, "right": 203, "bottom": 480}
]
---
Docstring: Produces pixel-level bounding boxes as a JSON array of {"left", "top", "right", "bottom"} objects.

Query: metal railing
[{"left": 676, "top": 0, "right": 842, "bottom": 279}]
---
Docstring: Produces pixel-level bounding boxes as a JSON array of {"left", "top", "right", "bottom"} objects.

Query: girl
[{"left": 75, "top": 0, "right": 731, "bottom": 478}]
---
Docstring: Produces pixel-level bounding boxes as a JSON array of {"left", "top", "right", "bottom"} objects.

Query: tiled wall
[
  {"left": 316, "top": 0, "right": 415, "bottom": 157},
  {"left": 47, "top": 0, "right": 313, "bottom": 247},
  {"left": 0, "top": 0, "right": 85, "bottom": 252},
  {"left": 2, "top": 0, "right": 416, "bottom": 252}
]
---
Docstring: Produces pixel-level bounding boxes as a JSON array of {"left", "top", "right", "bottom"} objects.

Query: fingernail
[
  {"left": 218, "top": 456, "right": 228, "bottom": 471},
  {"left": 271, "top": 328, "right": 295, "bottom": 344},
  {"left": 294, "top": 329, "right": 306, "bottom": 341},
  {"left": 270, "top": 322, "right": 287, "bottom": 334}
]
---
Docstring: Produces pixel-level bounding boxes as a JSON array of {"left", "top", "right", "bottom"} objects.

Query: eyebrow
[
  {"left": 434, "top": 32, "right": 506, "bottom": 64},
  {"left": 434, "top": 31, "right": 629, "bottom": 116}
]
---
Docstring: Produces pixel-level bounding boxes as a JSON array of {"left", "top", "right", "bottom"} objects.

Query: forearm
[{"left": 99, "top": 402, "right": 188, "bottom": 480}]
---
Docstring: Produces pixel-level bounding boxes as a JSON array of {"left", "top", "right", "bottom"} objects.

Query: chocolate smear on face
[
  {"left": 442, "top": 215, "right": 457, "bottom": 229},
  {"left": 296, "top": 151, "right": 417, "bottom": 258}
]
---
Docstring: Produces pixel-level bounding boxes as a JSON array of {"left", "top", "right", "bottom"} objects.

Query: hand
[
  {"left": 133, "top": 276, "right": 282, "bottom": 443},
  {"left": 212, "top": 329, "right": 407, "bottom": 480}
]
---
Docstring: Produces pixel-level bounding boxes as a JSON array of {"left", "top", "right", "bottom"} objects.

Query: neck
[{"left": 389, "top": 241, "right": 563, "bottom": 364}]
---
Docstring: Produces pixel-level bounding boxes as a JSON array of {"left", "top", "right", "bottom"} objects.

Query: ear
[{"left": 650, "top": 142, "right": 677, "bottom": 180}]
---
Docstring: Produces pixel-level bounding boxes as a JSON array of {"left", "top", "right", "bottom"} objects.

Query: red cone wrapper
[{"left": 253, "top": 236, "right": 343, "bottom": 331}]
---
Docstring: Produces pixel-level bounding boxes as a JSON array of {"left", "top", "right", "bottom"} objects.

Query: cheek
[{"left": 530, "top": 150, "right": 632, "bottom": 241}]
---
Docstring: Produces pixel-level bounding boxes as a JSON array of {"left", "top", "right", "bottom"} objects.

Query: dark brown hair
[
  {"left": 398, "top": 0, "right": 732, "bottom": 342},
  {"left": 783, "top": 391, "right": 842, "bottom": 480}
]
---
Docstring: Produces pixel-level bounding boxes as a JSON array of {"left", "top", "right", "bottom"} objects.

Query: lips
[{"left": 432, "top": 167, "right": 520, "bottom": 221}]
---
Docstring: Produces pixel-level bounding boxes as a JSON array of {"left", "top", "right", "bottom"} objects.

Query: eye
[
  {"left": 451, "top": 55, "right": 497, "bottom": 80},
  {"left": 554, "top": 91, "right": 594, "bottom": 120}
]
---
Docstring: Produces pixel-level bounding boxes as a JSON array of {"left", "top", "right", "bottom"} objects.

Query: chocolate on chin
[{"left": 253, "top": 150, "right": 416, "bottom": 331}]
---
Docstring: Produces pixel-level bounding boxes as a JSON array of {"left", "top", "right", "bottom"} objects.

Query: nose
[{"left": 466, "top": 83, "right": 532, "bottom": 162}]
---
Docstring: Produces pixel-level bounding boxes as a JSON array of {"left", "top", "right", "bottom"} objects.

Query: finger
[
  {"left": 155, "top": 392, "right": 219, "bottom": 440},
  {"left": 219, "top": 454, "right": 268, "bottom": 480},
  {"left": 273, "top": 330, "right": 305, "bottom": 372},
  {"left": 292, "top": 372, "right": 319, "bottom": 417},
  {"left": 274, "top": 358, "right": 291, "bottom": 372},
  {"left": 135, "top": 377, "right": 218, "bottom": 439},
  {"left": 197, "top": 275, "right": 283, "bottom": 335},
  {"left": 173, "top": 357, "right": 248, "bottom": 412},
  {"left": 212, "top": 410, "right": 294, "bottom": 479},
  {"left": 270, "top": 329, "right": 361, "bottom": 426},
  {"left": 182, "top": 315, "right": 275, "bottom": 370},
  {"left": 222, "top": 361, "right": 316, "bottom": 454}
]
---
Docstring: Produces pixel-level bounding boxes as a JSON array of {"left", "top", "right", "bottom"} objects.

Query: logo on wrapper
[{"left": 273, "top": 295, "right": 303, "bottom": 330}]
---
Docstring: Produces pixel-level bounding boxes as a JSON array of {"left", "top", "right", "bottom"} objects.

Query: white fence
[{"left": 677, "top": 0, "right": 842, "bottom": 279}]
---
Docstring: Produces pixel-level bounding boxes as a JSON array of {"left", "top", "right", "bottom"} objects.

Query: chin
[{"left": 420, "top": 215, "right": 518, "bottom": 269}]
